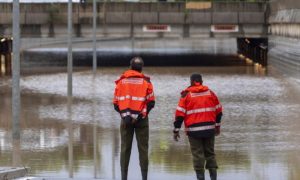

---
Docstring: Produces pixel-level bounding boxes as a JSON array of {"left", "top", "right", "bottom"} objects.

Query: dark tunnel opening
[
  {"left": 2, "top": 37, "right": 270, "bottom": 71},
  {"left": 237, "top": 38, "right": 268, "bottom": 66}
]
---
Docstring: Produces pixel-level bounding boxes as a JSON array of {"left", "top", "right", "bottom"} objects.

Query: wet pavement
[{"left": 1, "top": 65, "right": 300, "bottom": 180}]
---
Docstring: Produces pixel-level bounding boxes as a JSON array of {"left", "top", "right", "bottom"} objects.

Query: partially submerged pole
[
  {"left": 92, "top": 5, "right": 98, "bottom": 174},
  {"left": 67, "top": 0, "right": 73, "bottom": 178},
  {"left": 12, "top": 0, "right": 20, "bottom": 141}
]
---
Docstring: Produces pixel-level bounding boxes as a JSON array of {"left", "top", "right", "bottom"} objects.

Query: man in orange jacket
[
  {"left": 173, "top": 74, "right": 222, "bottom": 180},
  {"left": 113, "top": 57, "right": 155, "bottom": 180}
]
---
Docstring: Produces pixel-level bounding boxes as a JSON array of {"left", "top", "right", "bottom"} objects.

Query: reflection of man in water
[
  {"left": 173, "top": 74, "right": 223, "bottom": 180},
  {"left": 113, "top": 57, "right": 155, "bottom": 180}
]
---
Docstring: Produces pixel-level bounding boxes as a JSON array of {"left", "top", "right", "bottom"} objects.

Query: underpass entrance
[{"left": 237, "top": 38, "right": 268, "bottom": 66}]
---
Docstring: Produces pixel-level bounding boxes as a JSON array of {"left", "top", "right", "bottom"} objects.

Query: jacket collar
[
  {"left": 115, "top": 70, "right": 149, "bottom": 84},
  {"left": 182, "top": 84, "right": 209, "bottom": 95}
]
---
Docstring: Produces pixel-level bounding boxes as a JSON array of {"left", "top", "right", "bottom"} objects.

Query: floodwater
[{"left": 1, "top": 65, "right": 300, "bottom": 180}]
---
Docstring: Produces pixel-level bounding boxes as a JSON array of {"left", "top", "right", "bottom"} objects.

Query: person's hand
[
  {"left": 173, "top": 130, "right": 180, "bottom": 141},
  {"left": 215, "top": 126, "right": 220, "bottom": 136}
]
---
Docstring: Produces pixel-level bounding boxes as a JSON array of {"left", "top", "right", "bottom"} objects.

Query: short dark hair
[
  {"left": 190, "top": 73, "right": 202, "bottom": 83},
  {"left": 130, "top": 57, "right": 144, "bottom": 72}
]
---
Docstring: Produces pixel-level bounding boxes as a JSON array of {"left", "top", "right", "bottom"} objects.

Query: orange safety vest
[
  {"left": 113, "top": 70, "right": 155, "bottom": 119},
  {"left": 175, "top": 84, "right": 222, "bottom": 132}
]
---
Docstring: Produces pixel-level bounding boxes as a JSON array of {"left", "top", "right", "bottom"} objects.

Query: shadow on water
[{"left": 0, "top": 64, "right": 300, "bottom": 179}]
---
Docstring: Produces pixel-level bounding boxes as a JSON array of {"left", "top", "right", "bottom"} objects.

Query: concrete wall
[
  {"left": 269, "top": 36, "right": 300, "bottom": 79},
  {"left": 269, "top": 0, "right": 300, "bottom": 14},
  {"left": 268, "top": 0, "right": 300, "bottom": 79},
  {"left": 268, "top": 0, "right": 300, "bottom": 38},
  {"left": 0, "top": 2, "right": 267, "bottom": 39}
]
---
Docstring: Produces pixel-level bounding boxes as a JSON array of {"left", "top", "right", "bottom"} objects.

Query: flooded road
[{"left": 1, "top": 65, "right": 300, "bottom": 180}]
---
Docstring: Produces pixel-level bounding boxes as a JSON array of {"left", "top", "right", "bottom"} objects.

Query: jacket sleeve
[
  {"left": 210, "top": 90, "right": 223, "bottom": 126},
  {"left": 174, "top": 92, "right": 188, "bottom": 131},
  {"left": 113, "top": 83, "right": 120, "bottom": 112},
  {"left": 146, "top": 82, "right": 155, "bottom": 102},
  {"left": 145, "top": 81, "right": 155, "bottom": 113}
]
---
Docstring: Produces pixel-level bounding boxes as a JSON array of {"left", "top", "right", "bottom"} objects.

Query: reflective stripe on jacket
[
  {"left": 175, "top": 85, "right": 222, "bottom": 133},
  {"left": 113, "top": 70, "right": 155, "bottom": 119}
]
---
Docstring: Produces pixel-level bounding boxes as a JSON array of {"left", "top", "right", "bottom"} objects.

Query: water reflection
[
  {"left": 0, "top": 66, "right": 300, "bottom": 179},
  {"left": 12, "top": 138, "right": 21, "bottom": 167},
  {"left": 91, "top": 75, "right": 98, "bottom": 179},
  {"left": 67, "top": 97, "right": 73, "bottom": 178}
]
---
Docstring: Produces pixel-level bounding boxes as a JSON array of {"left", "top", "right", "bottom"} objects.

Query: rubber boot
[
  {"left": 209, "top": 169, "right": 217, "bottom": 180},
  {"left": 196, "top": 171, "right": 205, "bottom": 180},
  {"left": 141, "top": 170, "right": 148, "bottom": 180},
  {"left": 121, "top": 171, "right": 128, "bottom": 180}
]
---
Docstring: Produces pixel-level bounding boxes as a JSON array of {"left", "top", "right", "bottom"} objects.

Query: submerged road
[{"left": 0, "top": 65, "right": 300, "bottom": 180}]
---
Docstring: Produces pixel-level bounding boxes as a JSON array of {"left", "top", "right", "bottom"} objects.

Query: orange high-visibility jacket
[
  {"left": 175, "top": 84, "right": 222, "bottom": 133},
  {"left": 113, "top": 70, "right": 155, "bottom": 119}
]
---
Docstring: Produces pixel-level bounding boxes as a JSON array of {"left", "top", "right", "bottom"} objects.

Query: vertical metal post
[
  {"left": 67, "top": 0, "right": 73, "bottom": 178},
  {"left": 68, "top": 0, "right": 73, "bottom": 97},
  {"left": 131, "top": 11, "right": 134, "bottom": 55},
  {"left": 12, "top": 7, "right": 21, "bottom": 164},
  {"left": 93, "top": 0, "right": 97, "bottom": 74},
  {"left": 12, "top": 0, "right": 20, "bottom": 140}
]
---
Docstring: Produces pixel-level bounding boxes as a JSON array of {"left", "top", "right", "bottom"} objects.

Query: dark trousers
[
  {"left": 120, "top": 117, "right": 149, "bottom": 176},
  {"left": 188, "top": 135, "right": 218, "bottom": 173}
]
